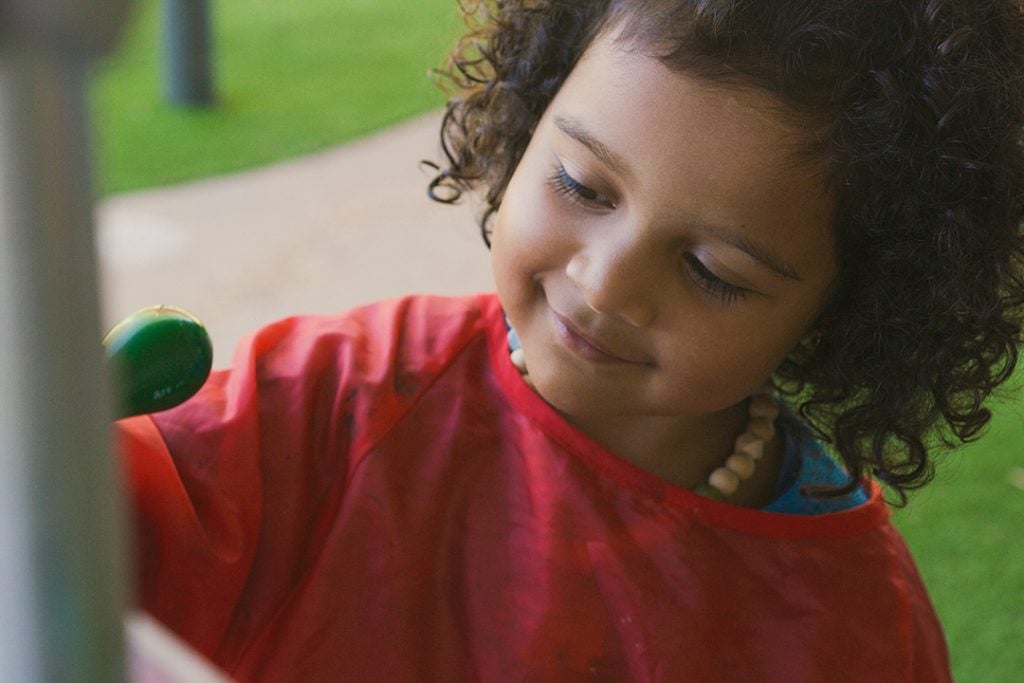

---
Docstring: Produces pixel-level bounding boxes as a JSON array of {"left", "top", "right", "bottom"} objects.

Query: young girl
[{"left": 117, "top": 0, "right": 1024, "bottom": 680}]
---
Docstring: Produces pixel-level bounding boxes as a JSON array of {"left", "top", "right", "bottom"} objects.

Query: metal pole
[
  {"left": 162, "top": 0, "right": 215, "bottom": 106},
  {"left": 0, "top": 1, "right": 131, "bottom": 680}
]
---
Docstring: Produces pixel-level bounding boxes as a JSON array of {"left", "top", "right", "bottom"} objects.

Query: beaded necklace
[{"left": 507, "top": 326, "right": 779, "bottom": 501}]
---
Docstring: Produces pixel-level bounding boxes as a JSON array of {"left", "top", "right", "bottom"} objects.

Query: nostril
[
  {"left": 566, "top": 253, "right": 656, "bottom": 327},
  {"left": 565, "top": 253, "right": 587, "bottom": 287},
  {"left": 566, "top": 254, "right": 604, "bottom": 312}
]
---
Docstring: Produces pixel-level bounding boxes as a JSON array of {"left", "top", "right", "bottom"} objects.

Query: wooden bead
[
  {"left": 735, "top": 433, "right": 764, "bottom": 459},
  {"left": 747, "top": 417, "right": 775, "bottom": 441},
  {"left": 708, "top": 467, "right": 740, "bottom": 496},
  {"left": 748, "top": 394, "right": 779, "bottom": 421},
  {"left": 510, "top": 348, "right": 528, "bottom": 373},
  {"left": 726, "top": 453, "right": 756, "bottom": 480}
]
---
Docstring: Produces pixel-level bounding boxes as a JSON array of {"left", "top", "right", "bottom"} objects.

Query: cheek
[
  {"left": 492, "top": 182, "right": 569, "bottom": 285},
  {"left": 658, "top": 336, "right": 751, "bottom": 406},
  {"left": 656, "top": 313, "right": 806, "bottom": 407}
]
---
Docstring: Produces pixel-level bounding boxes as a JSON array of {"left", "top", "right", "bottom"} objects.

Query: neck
[
  {"left": 565, "top": 402, "right": 749, "bottom": 491},
  {"left": 505, "top": 319, "right": 783, "bottom": 506}
]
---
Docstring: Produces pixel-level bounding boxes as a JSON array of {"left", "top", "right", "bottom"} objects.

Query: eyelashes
[
  {"left": 682, "top": 254, "right": 750, "bottom": 305},
  {"left": 547, "top": 164, "right": 613, "bottom": 208},
  {"left": 548, "top": 162, "right": 749, "bottom": 305}
]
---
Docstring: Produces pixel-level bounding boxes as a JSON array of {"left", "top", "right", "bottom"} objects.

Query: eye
[
  {"left": 548, "top": 164, "right": 615, "bottom": 209},
  {"left": 682, "top": 254, "right": 750, "bottom": 305}
]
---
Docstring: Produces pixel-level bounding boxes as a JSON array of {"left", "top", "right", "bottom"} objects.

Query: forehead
[
  {"left": 542, "top": 32, "right": 835, "bottom": 266},
  {"left": 561, "top": 34, "right": 820, "bottom": 186}
]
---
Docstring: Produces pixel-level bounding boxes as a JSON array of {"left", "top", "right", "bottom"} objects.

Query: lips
[{"left": 551, "top": 309, "right": 650, "bottom": 365}]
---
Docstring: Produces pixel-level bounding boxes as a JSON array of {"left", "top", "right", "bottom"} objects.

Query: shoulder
[
  {"left": 238, "top": 293, "right": 501, "bottom": 378},
  {"left": 135, "top": 292, "right": 503, "bottom": 462}
]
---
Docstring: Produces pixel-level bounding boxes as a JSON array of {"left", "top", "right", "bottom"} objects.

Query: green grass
[
  {"left": 90, "top": 0, "right": 461, "bottom": 194},
  {"left": 893, "top": 388, "right": 1024, "bottom": 681}
]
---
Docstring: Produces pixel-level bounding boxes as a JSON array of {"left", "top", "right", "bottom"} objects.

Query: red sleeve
[
  {"left": 115, "top": 315, "right": 358, "bottom": 663},
  {"left": 901, "top": 547, "right": 953, "bottom": 681},
  {"left": 115, "top": 295, "right": 492, "bottom": 667}
]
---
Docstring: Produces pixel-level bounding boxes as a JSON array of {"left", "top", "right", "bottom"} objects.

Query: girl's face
[{"left": 491, "top": 33, "right": 837, "bottom": 425}]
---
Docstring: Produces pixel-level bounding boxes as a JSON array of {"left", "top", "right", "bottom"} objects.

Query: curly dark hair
[{"left": 429, "top": 0, "right": 1024, "bottom": 503}]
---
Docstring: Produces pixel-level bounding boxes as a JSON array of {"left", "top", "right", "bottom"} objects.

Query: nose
[{"left": 565, "top": 238, "right": 657, "bottom": 327}]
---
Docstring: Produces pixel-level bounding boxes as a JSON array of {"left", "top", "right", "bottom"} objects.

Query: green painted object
[{"left": 103, "top": 305, "right": 212, "bottom": 418}]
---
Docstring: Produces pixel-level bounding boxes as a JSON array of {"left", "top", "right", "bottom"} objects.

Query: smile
[{"left": 551, "top": 310, "right": 648, "bottom": 365}]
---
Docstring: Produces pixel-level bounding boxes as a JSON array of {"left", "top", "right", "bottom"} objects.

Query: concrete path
[{"left": 96, "top": 110, "right": 494, "bottom": 366}]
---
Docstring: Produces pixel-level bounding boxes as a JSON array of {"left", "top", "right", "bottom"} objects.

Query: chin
[{"left": 531, "top": 373, "right": 641, "bottom": 420}]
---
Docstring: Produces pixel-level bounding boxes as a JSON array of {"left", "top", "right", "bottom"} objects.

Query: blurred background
[
  {"left": 89, "top": 1, "right": 1022, "bottom": 680},
  {"left": 92, "top": 0, "right": 491, "bottom": 365}
]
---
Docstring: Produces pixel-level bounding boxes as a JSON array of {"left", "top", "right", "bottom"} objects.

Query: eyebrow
[
  {"left": 553, "top": 115, "right": 803, "bottom": 282},
  {"left": 554, "top": 115, "right": 634, "bottom": 181},
  {"left": 708, "top": 226, "right": 803, "bottom": 281}
]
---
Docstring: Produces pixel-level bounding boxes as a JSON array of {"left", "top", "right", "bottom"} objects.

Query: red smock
[{"left": 117, "top": 294, "right": 951, "bottom": 681}]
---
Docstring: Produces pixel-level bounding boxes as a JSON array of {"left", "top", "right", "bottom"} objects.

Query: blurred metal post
[
  {"left": 0, "top": 0, "right": 131, "bottom": 680},
  {"left": 162, "top": 0, "right": 214, "bottom": 106}
]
